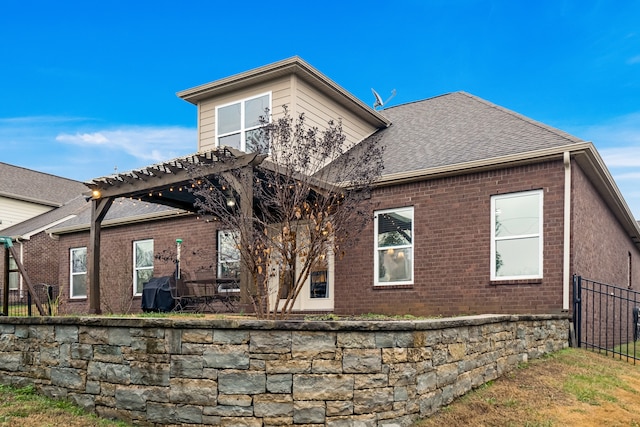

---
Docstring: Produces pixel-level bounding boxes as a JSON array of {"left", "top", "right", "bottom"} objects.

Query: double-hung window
[
  {"left": 218, "top": 230, "right": 240, "bottom": 279},
  {"left": 70, "top": 247, "right": 87, "bottom": 298},
  {"left": 133, "top": 239, "right": 154, "bottom": 296},
  {"left": 8, "top": 254, "right": 19, "bottom": 291},
  {"left": 374, "top": 207, "right": 414, "bottom": 285},
  {"left": 216, "top": 93, "right": 271, "bottom": 152},
  {"left": 491, "top": 190, "right": 543, "bottom": 280}
]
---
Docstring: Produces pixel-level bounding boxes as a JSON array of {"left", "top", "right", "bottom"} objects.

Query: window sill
[
  {"left": 373, "top": 283, "right": 414, "bottom": 290},
  {"left": 489, "top": 278, "right": 543, "bottom": 286}
]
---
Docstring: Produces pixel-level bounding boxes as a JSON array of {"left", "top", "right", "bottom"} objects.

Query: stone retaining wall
[{"left": 0, "top": 314, "right": 569, "bottom": 426}]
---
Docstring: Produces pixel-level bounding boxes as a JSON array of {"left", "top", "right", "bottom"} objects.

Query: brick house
[
  {"left": 0, "top": 164, "right": 86, "bottom": 304},
  {"left": 6, "top": 57, "right": 640, "bottom": 316}
]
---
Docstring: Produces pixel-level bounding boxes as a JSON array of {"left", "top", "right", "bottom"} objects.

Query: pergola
[{"left": 84, "top": 148, "right": 266, "bottom": 314}]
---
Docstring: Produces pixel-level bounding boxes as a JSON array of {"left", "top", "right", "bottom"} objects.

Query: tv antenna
[{"left": 371, "top": 88, "right": 396, "bottom": 110}]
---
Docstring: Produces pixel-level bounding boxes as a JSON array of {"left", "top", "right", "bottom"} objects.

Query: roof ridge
[
  {"left": 0, "top": 161, "right": 83, "bottom": 184},
  {"left": 378, "top": 91, "right": 460, "bottom": 112}
]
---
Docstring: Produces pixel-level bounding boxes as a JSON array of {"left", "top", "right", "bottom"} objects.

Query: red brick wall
[
  {"left": 57, "top": 215, "right": 219, "bottom": 315},
  {"left": 0, "top": 232, "right": 60, "bottom": 302},
  {"left": 23, "top": 233, "right": 60, "bottom": 286},
  {"left": 571, "top": 161, "right": 640, "bottom": 287},
  {"left": 334, "top": 160, "right": 567, "bottom": 317}
]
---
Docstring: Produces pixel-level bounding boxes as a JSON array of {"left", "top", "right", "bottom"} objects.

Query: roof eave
[{"left": 0, "top": 192, "right": 61, "bottom": 208}]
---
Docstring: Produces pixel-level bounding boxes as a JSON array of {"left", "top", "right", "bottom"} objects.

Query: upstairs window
[
  {"left": 216, "top": 93, "right": 271, "bottom": 152},
  {"left": 70, "top": 247, "right": 87, "bottom": 298},
  {"left": 133, "top": 239, "right": 154, "bottom": 296},
  {"left": 375, "top": 207, "right": 414, "bottom": 286},
  {"left": 491, "top": 190, "right": 543, "bottom": 280}
]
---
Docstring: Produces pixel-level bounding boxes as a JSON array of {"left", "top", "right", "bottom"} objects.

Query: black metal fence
[
  {"left": 1, "top": 283, "right": 58, "bottom": 317},
  {"left": 573, "top": 275, "right": 640, "bottom": 363}
]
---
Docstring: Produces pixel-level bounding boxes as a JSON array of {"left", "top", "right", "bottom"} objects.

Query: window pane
[
  {"left": 136, "top": 269, "right": 154, "bottom": 294},
  {"left": 245, "top": 129, "right": 266, "bottom": 153},
  {"left": 135, "top": 241, "right": 154, "bottom": 268},
  {"left": 219, "top": 231, "right": 240, "bottom": 262},
  {"left": 72, "top": 248, "right": 87, "bottom": 273},
  {"left": 9, "top": 257, "right": 17, "bottom": 270},
  {"left": 245, "top": 95, "right": 269, "bottom": 128},
  {"left": 8, "top": 272, "right": 18, "bottom": 290},
  {"left": 310, "top": 270, "right": 329, "bottom": 298},
  {"left": 378, "top": 247, "right": 412, "bottom": 282},
  {"left": 72, "top": 274, "right": 86, "bottom": 297},
  {"left": 220, "top": 261, "right": 240, "bottom": 279},
  {"left": 219, "top": 133, "right": 241, "bottom": 150},
  {"left": 495, "top": 237, "right": 540, "bottom": 277},
  {"left": 495, "top": 193, "right": 540, "bottom": 237},
  {"left": 378, "top": 209, "right": 413, "bottom": 247},
  {"left": 218, "top": 103, "right": 241, "bottom": 134}
]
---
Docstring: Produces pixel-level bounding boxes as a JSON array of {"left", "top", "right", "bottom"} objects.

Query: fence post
[
  {"left": 47, "top": 285, "right": 53, "bottom": 316},
  {"left": 572, "top": 274, "right": 582, "bottom": 348}
]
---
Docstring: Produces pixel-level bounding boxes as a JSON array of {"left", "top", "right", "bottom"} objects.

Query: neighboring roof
[
  {"left": 1, "top": 195, "right": 87, "bottom": 239},
  {"left": 48, "top": 197, "right": 190, "bottom": 235},
  {"left": 374, "top": 91, "right": 586, "bottom": 180},
  {"left": 177, "top": 56, "right": 391, "bottom": 130},
  {"left": 0, "top": 162, "right": 87, "bottom": 207}
]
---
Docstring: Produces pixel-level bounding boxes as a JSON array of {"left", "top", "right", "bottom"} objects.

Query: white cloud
[
  {"left": 614, "top": 171, "right": 640, "bottom": 181},
  {"left": 600, "top": 147, "right": 640, "bottom": 168},
  {"left": 628, "top": 55, "right": 640, "bottom": 64},
  {"left": 56, "top": 126, "right": 197, "bottom": 163},
  {"left": 0, "top": 115, "right": 90, "bottom": 125},
  {"left": 57, "top": 132, "right": 109, "bottom": 144},
  {"left": 0, "top": 115, "right": 197, "bottom": 181},
  {"left": 569, "top": 113, "right": 640, "bottom": 219}
]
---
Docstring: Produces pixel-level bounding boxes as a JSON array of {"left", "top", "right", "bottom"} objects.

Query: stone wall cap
[{"left": 0, "top": 313, "right": 570, "bottom": 331}]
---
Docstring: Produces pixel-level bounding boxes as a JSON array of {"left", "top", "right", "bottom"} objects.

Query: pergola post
[
  {"left": 222, "top": 166, "right": 254, "bottom": 305},
  {"left": 88, "top": 197, "right": 114, "bottom": 314}
]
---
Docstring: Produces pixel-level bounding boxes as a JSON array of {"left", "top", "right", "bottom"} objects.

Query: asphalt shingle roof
[
  {"left": 0, "top": 162, "right": 87, "bottom": 206},
  {"left": 375, "top": 91, "right": 584, "bottom": 176}
]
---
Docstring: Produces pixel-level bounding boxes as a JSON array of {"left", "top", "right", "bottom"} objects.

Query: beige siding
[
  {"left": 294, "top": 78, "right": 379, "bottom": 148},
  {"left": 198, "top": 77, "right": 292, "bottom": 152},
  {"left": 0, "top": 197, "right": 52, "bottom": 231},
  {"left": 195, "top": 74, "right": 380, "bottom": 153}
]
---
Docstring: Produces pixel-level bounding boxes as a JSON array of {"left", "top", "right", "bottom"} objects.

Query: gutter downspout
[{"left": 563, "top": 152, "right": 571, "bottom": 310}]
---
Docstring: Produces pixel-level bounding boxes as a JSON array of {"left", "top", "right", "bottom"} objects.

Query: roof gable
[{"left": 177, "top": 56, "right": 390, "bottom": 130}]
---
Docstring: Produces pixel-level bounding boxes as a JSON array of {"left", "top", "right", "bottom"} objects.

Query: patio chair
[{"left": 169, "top": 272, "right": 190, "bottom": 311}]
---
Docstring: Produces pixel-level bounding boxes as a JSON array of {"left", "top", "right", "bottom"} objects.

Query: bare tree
[{"left": 191, "top": 107, "right": 384, "bottom": 319}]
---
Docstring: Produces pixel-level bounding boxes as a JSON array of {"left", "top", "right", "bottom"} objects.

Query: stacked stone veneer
[{"left": 0, "top": 314, "right": 569, "bottom": 426}]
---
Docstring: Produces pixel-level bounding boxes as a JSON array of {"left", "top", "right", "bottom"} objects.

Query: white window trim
[
  {"left": 133, "top": 239, "right": 154, "bottom": 296},
  {"left": 215, "top": 92, "right": 272, "bottom": 151},
  {"left": 69, "top": 247, "right": 87, "bottom": 299},
  {"left": 374, "top": 206, "right": 414, "bottom": 286},
  {"left": 490, "top": 189, "right": 544, "bottom": 281}
]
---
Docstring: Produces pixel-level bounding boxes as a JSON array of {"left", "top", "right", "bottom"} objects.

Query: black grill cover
[{"left": 141, "top": 276, "right": 174, "bottom": 312}]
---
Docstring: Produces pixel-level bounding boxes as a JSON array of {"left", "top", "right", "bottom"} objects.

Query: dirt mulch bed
[{"left": 414, "top": 348, "right": 640, "bottom": 427}]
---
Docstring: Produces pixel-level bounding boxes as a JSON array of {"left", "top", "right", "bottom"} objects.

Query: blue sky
[{"left": 1, "top": 1, "right": 640, "bottom": 217}]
